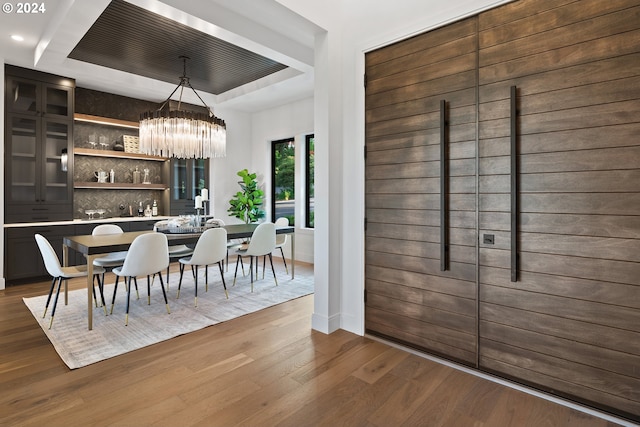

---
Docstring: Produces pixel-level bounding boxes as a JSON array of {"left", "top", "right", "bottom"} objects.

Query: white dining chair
[
  {"left": 231, "top": 222, "right": 277, "bottom": 292},
  {"left": 92, "top": 224, "right": 128, "bottom": 292},
  {"left": 274, "top": 217, "right": 289, "bottom": 274},
  {"left": 177, "top": 228, "right": 228, "bottom": 306},
  {"left": 153, "top": 219, "right": 194, "bottom": 287},
  {"left": 206, "top": 218, "right": 241, "bottom": 271},
  {"left": 35, "top": 234, "right": 107, "bottom": 328},
  {"left": 110, "top": 232, "right": 170, "bottom": 326}
]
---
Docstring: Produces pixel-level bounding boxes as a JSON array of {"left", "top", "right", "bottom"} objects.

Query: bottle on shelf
[
  {"left": 137, "top": 201, "right": 144, "bottom": 217},
  {"left": 144, "top": 204, "right": 152, "bottom": 217},
  {"left": 152, "top": 199, "right": 158, "bottom": 216},
  {"left": 109, "top": 168, "right": 115, "bottom": 183},
  {"left": 133, "top": 166, "right": 141, "bottom": 184}
]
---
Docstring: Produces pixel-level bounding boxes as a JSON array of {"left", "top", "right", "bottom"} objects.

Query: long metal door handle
[
  {"left": 440, "top": 99, "right": 449, "bottom": 272},
  {"left": 510, "top": 86, "right": 518, "bottom": 282}
]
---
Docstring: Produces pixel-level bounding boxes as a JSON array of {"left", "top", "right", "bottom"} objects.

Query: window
[
  {"left": 305, "top": 134, "right": 314, "bottom": 228},
  {"left": 271, "top": 137, "right": 295, "bottom": 225}
]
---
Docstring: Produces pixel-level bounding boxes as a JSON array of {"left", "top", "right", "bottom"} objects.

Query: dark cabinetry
[
  {"left": 4, "top": 66, "right": 74, "bottom": 223},
  {"left": 5, "top": 225, "right": 75, "bottom": 281},
  {"left": 128, "top": 220, "right": 158, "bottom": 231},
  {"left": 170, "top": 158, "right": 208, "bottom": 215},
  {"left": 5, "top": 219, "right": 161, "bottom": 283}
]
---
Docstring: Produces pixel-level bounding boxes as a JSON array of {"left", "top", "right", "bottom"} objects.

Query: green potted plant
[{"left": 228, "top": 169, "right": 266, "bottom": 223}]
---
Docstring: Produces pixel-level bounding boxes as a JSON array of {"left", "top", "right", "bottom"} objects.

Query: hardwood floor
[{"left": 0, "top": 262, "right": 627, "bottom": 426}]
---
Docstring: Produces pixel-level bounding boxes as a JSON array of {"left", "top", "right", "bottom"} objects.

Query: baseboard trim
[{"left": 312, "top": 312, "right": 341, "bottom": 334}]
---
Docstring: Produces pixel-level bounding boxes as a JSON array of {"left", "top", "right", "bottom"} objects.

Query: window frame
[
  {"left": 271, "top": 137, "right": 295, "bottom": 224},
  {"left": 305, "top": 134, "right": 314, "bottom": 228}
]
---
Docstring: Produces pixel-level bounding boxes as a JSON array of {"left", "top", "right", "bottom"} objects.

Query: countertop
[{"left": 4, "top": 216, "right": 174, "bottom": 228}]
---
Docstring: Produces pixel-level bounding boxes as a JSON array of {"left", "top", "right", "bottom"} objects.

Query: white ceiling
[{"left": 0, "top": 0, "right": 322, "bottom": 113}]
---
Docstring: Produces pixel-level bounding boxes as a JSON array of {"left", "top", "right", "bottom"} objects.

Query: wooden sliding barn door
[
  {"left": 364, "top": 18, "right": 479, "bottom": 366},
  {"left": 476, "top": 0, "right": 640, "bottom": 419}
]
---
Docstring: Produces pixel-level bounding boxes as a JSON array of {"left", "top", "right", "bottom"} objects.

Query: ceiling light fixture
[
  {"left": 11, "top": 35, "right": 24, "bottom": 42},
  {"left": 139, "top": 56, "right": 226, "bottom": 159}
]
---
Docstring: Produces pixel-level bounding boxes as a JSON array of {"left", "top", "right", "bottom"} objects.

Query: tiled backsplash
[
  {"left": 74, "top": 121, "right": 138, "bottom": 151},
  {"left": 73, "top": 122, "right": 165, "bottom": 219},
  {"left": 74, "top": 188, "right": 165, "bottom": 219}
]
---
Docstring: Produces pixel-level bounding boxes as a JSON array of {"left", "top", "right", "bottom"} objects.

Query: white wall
[
  {"left": 210, "top": 98, "right": 315, "bottom": 264},
  {"left": 250, "top": 96, "right": 315, "bottom": 264},
  {"left": 209, "top": 108, "right": 253, "bottom": 225}
]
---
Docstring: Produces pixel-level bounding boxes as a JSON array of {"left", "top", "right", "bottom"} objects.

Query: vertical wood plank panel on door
[
  {"left": 478, "top": 0, "right": 640, "bottom": 420},
  {"left": 365, "top": 18, "right": 478, "bottom": 366}
]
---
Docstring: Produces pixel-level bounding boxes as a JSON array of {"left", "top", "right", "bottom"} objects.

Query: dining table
[{"left": 62, "top": 223, "right": 295, "bottom": 330}]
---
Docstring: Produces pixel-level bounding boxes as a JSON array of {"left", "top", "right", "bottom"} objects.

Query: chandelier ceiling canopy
[{"left": 139, "top": 56, "right": 226, "bottom": 159}]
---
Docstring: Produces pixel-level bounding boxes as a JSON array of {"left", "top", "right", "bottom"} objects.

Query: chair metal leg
[
  {"left": 110, "top": 276, "right": 120, "bottom": 315},
  {"left": 134, "top": 276, "right": 140, "bottom": 300},
  {"left": 147, "top": 275, "right": 151, "bottom": 305},
  {"left": 125, "top": 277, "right": 137, "bottom": 326},
  {"left": 92, "top": 275, "right": 99, "bottom": 308},
  {"left": 218, "top": 261, "right": 228, "bottom": 299},
  {"left": 205, "top": 265, "right": 209, "bottom": 292},
  {"left": 97, "top": 273, "right": 105, "bottom": 301},
  {"left": 194, "top": 265, "right": 198, "bottom": 307},
  {"left": 268, "top": 253, "right": 278, "bottom": 287},
  {"left": 177, "top": 263, "right": 185, "bottom": 299},
  {"left": 92, "top": 275, "right": 99, "bottom": 306},
  {"left": 279, "top": 246, "right": 288, "bottom": 274},
  {"left": 94, "top": 274, "right": 107, "bottom": 315},
  {"left": 233, "top": 255, "right": 241, "bottom": 287},
  {"left": 43, "top": 276, "right": 57, "bottom": 318},
  {"left": 48, "top": 277, "right": 64, "bottom": 329},
  {"left": 262, "top": 255, "right": 266, "bottom": 279},
  {"left": 250, "top": 256, "right": 254, "bottom": 293},
  {"left": 157, "top": 271, "right": 170, "bottom": 314}
]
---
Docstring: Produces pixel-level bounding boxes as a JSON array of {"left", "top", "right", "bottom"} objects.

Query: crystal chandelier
[{"left": 139, "top": 56, "right": 226, "bottom": 159}]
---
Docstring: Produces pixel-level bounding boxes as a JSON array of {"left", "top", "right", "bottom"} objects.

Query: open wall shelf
[
  {"left": 74, "top": 182, "right": 168, "bottom": 190},
  {"left": 74, "top": 147, "right": 166, "bottom": 162},
  {"left": 73, "top": 113, "right": 139, "bottom": 129}
]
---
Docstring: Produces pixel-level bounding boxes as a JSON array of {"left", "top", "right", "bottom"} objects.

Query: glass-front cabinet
[
  {"left": 7, "top": 76, "right": 72, "bottom": 118},
  {"left": 4, "top": 66, "right": 74, "bottom": 223},
  {"left": 170, "top": 158, "right": 208, "bottom": 215}
]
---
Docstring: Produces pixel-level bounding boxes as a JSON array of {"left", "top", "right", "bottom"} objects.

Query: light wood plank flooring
[{"left": 0, "top": 261, "right": 627, "bottom": 426}]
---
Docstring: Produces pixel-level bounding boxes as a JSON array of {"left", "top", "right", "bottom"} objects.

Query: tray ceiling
[{"left": 68, "top": 0, "right": 288, "bottom": 96}]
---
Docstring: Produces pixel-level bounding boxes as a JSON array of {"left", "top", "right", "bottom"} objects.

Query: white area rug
[{"left": 23, "top": 265, "right": 313, "bottom": 369}]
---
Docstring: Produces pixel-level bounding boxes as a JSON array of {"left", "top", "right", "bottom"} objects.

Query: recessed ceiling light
[{"left": 11, "top": 35, "right": 24, "bottom": 42}]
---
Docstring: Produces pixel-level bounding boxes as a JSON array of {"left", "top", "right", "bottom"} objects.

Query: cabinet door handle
[
  {"left": 510, "top": 86, "right": 518, "bottom": 282},
  {"left": 440, "top": 99, "right": 449, "bottom": 272}
]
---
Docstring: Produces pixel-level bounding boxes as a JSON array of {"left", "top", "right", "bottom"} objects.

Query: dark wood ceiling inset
[{"left": 68, "top": 0, "right": 288, "bottom": 96}]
